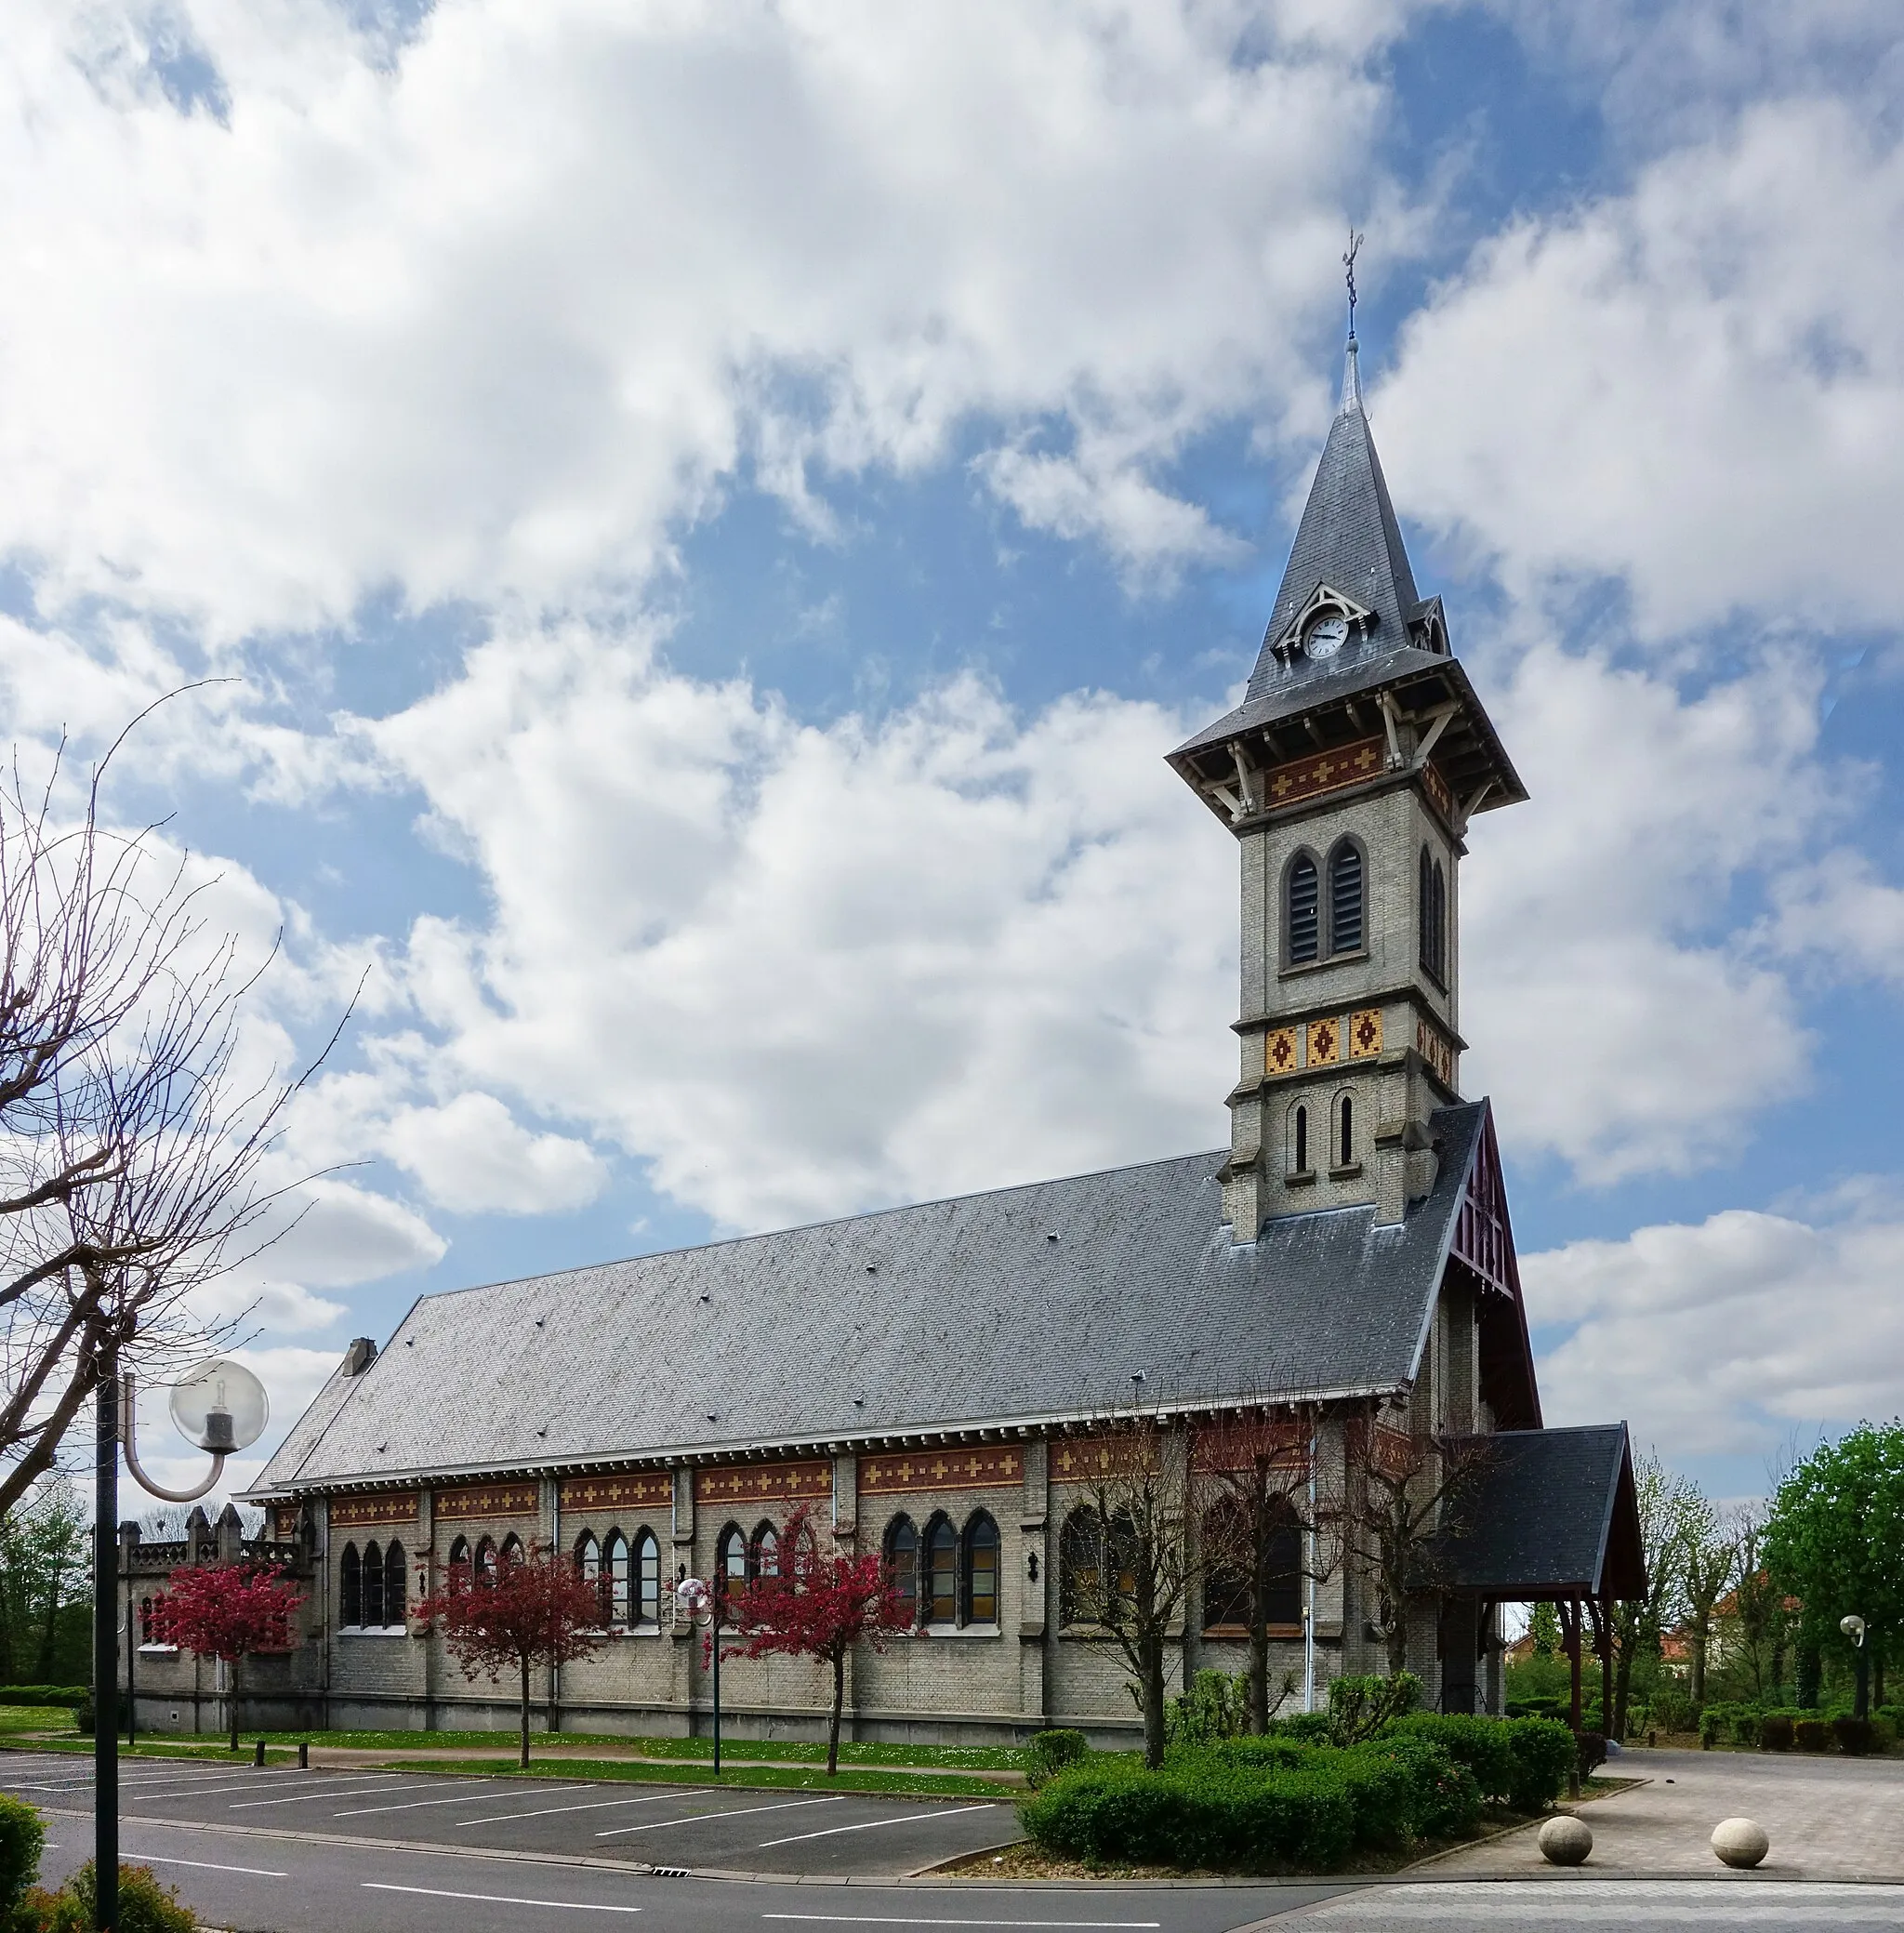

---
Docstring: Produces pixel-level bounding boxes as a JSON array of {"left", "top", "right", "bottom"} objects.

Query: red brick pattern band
[
  {"left": 329, "top": 1492, "right": 420, "bottom": 1529},
  {"left": 434, "top": 1481, "right": 539, "bottom": 1521},
  {"left": 1263, "top": 735, "right": 1385, "bottom": 811},
  {"left": 694, "top": 1460, "right": 833, "bottom": 1508},
  {"left": 860, "top": 1447, "right": 1024, "bottom": 1495},
  {"left": 559, "top": 1473, "right": 672, "bottom": 1514}
]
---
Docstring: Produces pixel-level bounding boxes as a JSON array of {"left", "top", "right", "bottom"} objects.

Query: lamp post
[
  {"left": 95, "top": 1357, "right": 269, "bottom": 1932},
  {"left": 675, "top": 1574, "right": 725, "bottom": 1775},
  {"left": 1840, "top": 1613, "right": 1870, "bottom": 1721}
]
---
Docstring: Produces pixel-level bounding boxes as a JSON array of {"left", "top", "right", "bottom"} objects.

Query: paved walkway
[{"left": 1427, "top": 1746, "right": 1904, "bottom": 1880}]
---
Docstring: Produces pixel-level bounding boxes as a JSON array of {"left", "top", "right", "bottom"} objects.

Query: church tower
[{"left": 1170, "top": 332, "right": 1526, "bottom": 1238}]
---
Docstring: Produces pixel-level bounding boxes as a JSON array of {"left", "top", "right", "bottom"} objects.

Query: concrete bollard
[
  {"left": 253, "top": 1739, "right": 266, "bottom": 1767},
  {"left": 298, "top": 1741, "right": 310, "bottom": 1769},
  {"left": 1712, "top": 1818, "right": 1769, "bottom": 1869},
  {"left": 1539, "top": 1816, "right": 1593, "bottom": 1866}
]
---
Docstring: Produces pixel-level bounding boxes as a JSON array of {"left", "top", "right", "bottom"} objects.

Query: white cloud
[
  {"left": 380, "top": 1092, "right": 608, "bottom": 1216},
  {"left": 0, "top": 0, "right": 1415, "bottom": 637},
  {"left": 1525, "top": 1198, "right": 1904, "bottom": 1456},
  {"left": 1761, "top": 849, "right": 1904, "bottom": 991},
  {"left": 1376, "top": 99, "right": 1904, "bottom": 642}
]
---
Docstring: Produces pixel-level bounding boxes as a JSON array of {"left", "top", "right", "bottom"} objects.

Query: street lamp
[
  {"left": 675, "top": 1574, "right": 727, "bottom": 1776},
  {"left": 1840, "top": 1613, "right": 1870, "bottom": 1721},
  {"left": 96, "top": 1357, "right": 269, "bottom": 1931}
]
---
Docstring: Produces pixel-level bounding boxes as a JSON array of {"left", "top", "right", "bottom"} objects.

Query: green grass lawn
[{"left": 0, "top": 1705, "right": 76, "bottom": 1736}]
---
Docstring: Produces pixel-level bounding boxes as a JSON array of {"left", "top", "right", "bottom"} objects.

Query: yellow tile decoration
[
  {"left": 1415, "top": 1018, "right": 1456, "bottom": 1088},
  {"left": 1264, "top": 1026, "right": 1300, "bottom": 1078},
  {"left": 1306, "top": 1016, "right": 1342, "bottom": 1066},
  {"left": 1349, "top": 1009, "right": 1382, "bottom": 1058}
]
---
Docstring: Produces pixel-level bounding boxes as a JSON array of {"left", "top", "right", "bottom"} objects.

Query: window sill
[
  {"left": 1278, "top": 949, "right": 1369, "bottom": 980},
  {"left": 339, "top": 1625, "right": 410, "bottom": 1637},
  {"left": 1286, "top": 1170, "right": 1316, "bottom": 1187},
  {"left": 921, "top": 1622, "right": 1001, "bottom": 1638},
  {"left": 137, "top": 1645, "right": 179, "bottom": 1656},
  {"left": 1328, "top": 1161, "right": 1363, "bottom": 1180},
  {"left": 1200, "top": 1624, "right": 1306, "bottom": 1641}
]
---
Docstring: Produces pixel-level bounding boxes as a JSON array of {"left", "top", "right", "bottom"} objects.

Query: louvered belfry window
[
  {"left": 1328, "top": 841, "right": 1363, "bottom": 954},
  {"left": 1287, "top": 854, "right": 1319, "bottom": 963}
]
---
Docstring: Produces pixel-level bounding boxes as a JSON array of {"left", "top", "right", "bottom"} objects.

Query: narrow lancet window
[
  {"left": 1328, "top": 841, "right": 1363, "bottom": 954},
  {"left": 1287, "top": 854, "right": 1319, "bottom": 964}
]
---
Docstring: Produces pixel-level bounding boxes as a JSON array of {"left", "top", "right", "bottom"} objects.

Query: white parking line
[
  {"left": 456, "top": 1790, "right": 698, "bottom": 1828},
  {"left": 364, "top": 1883, "right": 641, "bottom": 1913},
  {"left": 136, "top": 1854, "right": 291, "bottom": 1878},
  {"left": 108, "top": 1780, "right": 307, "bottom": 1802},
  {"left": 230, "top": 1779, "right": 473, "bottom": 1810},
  {"left": 596, "top": 1795, "right": 843, "bottom": 1838},
  {"left": 336, "top": 1783, "right": 579, "bottom": 1818},
  {"left": 758, "top": 1804, "right": 998, "bottom": 1849},
  {"left": 761, "top": 1919, "right": 1161, "bottom": 1929}
]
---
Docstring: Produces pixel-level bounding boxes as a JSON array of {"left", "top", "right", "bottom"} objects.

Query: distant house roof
[
  {"left": 251, "top": 1103, "right": 1509, "bottom": 1500},
  {"left": 1437, "top": 1423, "right": 1648, "bottom": 1601}
]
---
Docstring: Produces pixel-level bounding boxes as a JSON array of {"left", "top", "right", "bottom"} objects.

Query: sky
[{"left": 6, "top": 0, "right": 1902, "bottom": 1508}]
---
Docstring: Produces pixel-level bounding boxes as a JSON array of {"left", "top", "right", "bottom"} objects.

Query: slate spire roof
[{"left": 1249, "top": 333, "right": 1422, "bottom": 700}]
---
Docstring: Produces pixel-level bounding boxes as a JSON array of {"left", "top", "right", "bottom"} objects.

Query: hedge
[
  {"left": 1382, "top": 1712, "right": 1574, "bottom": 1814},
  {"left": 17, "top": 1862, "right": 197, "bottom": 1933},
  {"left": 0, "top": 1688, "right": 86, "bottom": 1709},
  {"left": 0, "top": 1794, "right": 45, "bottom": 1924}
]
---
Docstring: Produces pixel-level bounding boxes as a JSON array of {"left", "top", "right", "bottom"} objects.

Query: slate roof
[
  {"left": 1436, "top": 1424, "right": 1647, "bottom": 1600},
  {"left": 250, "top": 1103, "right": 1494, "bottom": 1498}
]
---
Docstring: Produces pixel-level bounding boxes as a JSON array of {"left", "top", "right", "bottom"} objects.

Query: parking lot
[{"left": 0, "top": 1751, "right": 1022, "bottom": 1880}]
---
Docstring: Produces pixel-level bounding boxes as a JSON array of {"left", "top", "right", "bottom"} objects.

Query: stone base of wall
[{"left": 131, "top": 1693, "right": 326, "bottom": 1735}]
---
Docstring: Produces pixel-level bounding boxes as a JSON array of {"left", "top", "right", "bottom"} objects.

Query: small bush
[
  {"left": 1732, "top": 1712, "right": 1760, "bottom": 1747},
  {"left": 1382, "top": 1714, "right": 1515, "bottom": 1807},
  {"left": 1326, "top": 1672, "right": 1421, "bottom": 1746},
  {"left": 1263, "top": 1711, "right": 1333, "bottom": 1744},
  {"left": 44, "top": 1863, "right": 197, "bottom": 1933},
  {"left": 1699, "top": 1710, "right": 1723, "bottom": 1749},
  {"left": 1760, "top": 1715, "right": 1794, "bottom": 1751},
  {"left": 1501, "top": 1716, "right": 1576, "bottom": 1812},
  {"left": 0, "top": 1688, "right": 87, "bottom": 1709},
  {"left": 1831, "top": 1717, "right": 1875, "bottom": 1757},
  {"left": 0, "top": 1794, "right": 46, "bottom": 1923},
  {"left": 1575, "top": 1729, "right": 1607, "bottom": 1779},
  {"left": 1025, "top": 1728, "right": 1090, "bottom": 1788},
  {"left": 1353, "top": 1734, "right": 1480, "bottom": 1841},
  {"left": 1167, "top": 1670, "right": 1248, "bottom": 1747},
  {"left": 1794, "top": 1718, "right": 1831, "bottom": 1753}
]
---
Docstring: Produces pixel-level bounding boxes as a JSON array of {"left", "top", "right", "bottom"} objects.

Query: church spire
[{"left": 1339, "top": 332, "right": 1364, "bottom": 417}]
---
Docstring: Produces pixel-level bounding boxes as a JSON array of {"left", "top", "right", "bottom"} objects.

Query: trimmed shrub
[
  {"left": 1699, "top": 1709, "right": 1723, "bottom": 1749},
  {"left": 1831, "top": 1717, "right": 1874, "bottom": 1757},
  {"left": 1167, "top": 1670, "right": 1248, "bottom": 1746},
  {"left": 1382, "top": 1714, "right": 1515, "bottom": 1807},
  {"left": 1760, "top": 1715, "right": 1795, "bottom": 1751},
  {"left": 0, "top": 1794, "right": 46, "bottom": 1924},
  {"left": 1794, "top": 1718, "right": 1831, "bottom": 1753},
  {"left": 1353, "top": 1734, "right": 1480, "bottom": 1841},
  {"left": 1501, "top": 1717, "right": 1577, "bottom": 1812},
  {"left": 1326, "top": 1672, "right": 1421, "bottom": 1746},
  {"left": 1265, "top": 1711, "right": 1333, "bottom": 1745},
  {"left": 44, "top": 1863, "right": 196, "bottom": 1933},
  {"left": 1186, "top": 1735, "right": 1477, "bottom": 1846},
  {"left": 0, "top": 1688, "right": 87, "bottom": 1709},
  {"left": 1575, "top": 1730, "right": 1607, "bottom": 1779},
  {"left": 1025, "top": 1729, "right": 1090, "bottom": 1788}
]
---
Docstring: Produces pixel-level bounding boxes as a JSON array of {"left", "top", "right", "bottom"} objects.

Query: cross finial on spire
[{"left": 1342, "top": 228, "right": 1363, "bottom": 341}]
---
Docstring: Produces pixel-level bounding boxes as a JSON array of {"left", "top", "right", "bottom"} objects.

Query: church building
[{"left": 130, "top": 329, "right": 1646, "bottom": 1744}]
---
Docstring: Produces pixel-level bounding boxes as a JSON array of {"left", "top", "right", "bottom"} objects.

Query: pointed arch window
[
  {"left": 475, "top": 1537, "right": 498, "bottom": 1583},
  {"left": 924, "top": 1516, "right": 959, "bottom": 1624},
  {"left": 1201, "top": 1500, "right": 1250, "bottom": 1631},
  {"left": 753, "top": 1521, "right": 781, "bottom": 1582},
  {"left": 363, "top": 1541, "right": 385, "bottom": 1630},
  {"left": 384, "top": 1542, "right": 406, "bottom": 1626},
  {"left": 1291, "top": 1104, "right": 1309, "bottom": 1176},
  {"left": 575, "top": 1532, "right": 604, "bottom": 1624},
  {"left": 1059, "top": 1507, "right": 1102, "bottom": 1626},
  {"left": 718, "top": 1524, "right": 748, "bottom": 1595},
  {"left": 1263, "top": 1496, "right": 1302, "bottom": 1628},
  {"left": 1328, "top": 840, "right": 1364, "bottom": 955},
  {"left": 340, "top": 1543, "right": 363, "bottom": 1628},
  {"left": 499, "top": 1533, "right": 524, "bottom": 1569},
  {"left": 447, "top": 1535, "right": 471, "bottom": 1577},
  {"left": 634, "top": 1529, "right": 661, "bottom": 1627},
  {"left": 1337, "top": 1092, "right": 1355, "bottom": 1169},
  {"left": 884, "top": 1516, "right": 919, "bottom": 1626},
  {"left": 962, "top": 1512, "right": 999, "bottom": 1624},
  {"left": 1286, "top": 854, "right": 1320, "bottom": 965},
  {"left": 604, "top": 1531, "right": 631, "bottom": 1625},
  {"left": 1419, "top": 845, "right": 1448, "bottom": 985}
]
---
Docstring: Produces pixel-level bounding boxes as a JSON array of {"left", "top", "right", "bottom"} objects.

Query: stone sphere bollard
[
  {"left": 1711, "top": 1818, "right": 1769, "bottom": 1869},
  {"left": 1538, "top": 1815, "right": 1593, "bottom": 1866}
]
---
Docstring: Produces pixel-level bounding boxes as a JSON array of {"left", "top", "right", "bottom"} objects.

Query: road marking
[
  {"left": 230, "top": 1779, "right": 473, "bottom": 1810},
  {"left": 456, "top": 1790, "right": 697, "bottom": 1827},
  {"left": 136, "top": 1854, "right": 291, "bottom": 1877},
  {"left": 107, "top": 1781, "right": 308, "bottom": 1802},
  {"left": 759, "top": 1804, "right": 998, "bottom": 1848},
  {"left": 596, "top": 1795, "right": 843, "bottom": 1837},
  {"left": 762, "top": 1920, "right": 1161, "bottom": 1929},
  {"left": 364, "top": 1882, "right": 641, "bottom": 1913},
  {"left": 336, "top": 1783, "right": 579, "bottom": 1818}
]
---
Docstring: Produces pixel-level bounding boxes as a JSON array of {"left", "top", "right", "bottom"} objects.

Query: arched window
[
  {"left": 363, "top": 1541, "right": 385, "bottom": 1630},
  {"left": 1201, "top": 1500, "right": 1250, "bottom": 1632},
  {"left": 1059, "top": 1507, "right": 1102, "bottom": 1626},
  {"left": 1328, "top": 840, "right": 1364, "bottom": 955},
  {"left": 924, "top": 1515, "right": 958, "bottom": 1624},
  {"left": 1337, "top": 1092, "right": 1354, "bottom": 1169},
  {"left": 1419, "top": 845, "right": 1448, "bottom": 984},
  {"left": 385, "top": 1542, "right": 407, "bottom": 1626},
  {"left": 1286, "top": 854, "right": 1319, "bottom": 966},
  {"left": 962, "top": 1513, "right": 999, "bottom": 1625},
  {"left": 718, "top": 1524, "right": 748, "bottom": 1595},
  {"left": 634, "top": 1530, "right": 661, "bottom": 1627},
  {"left": 340, "top": 1543, "right": 363, "bottom": 1627},
  {"left": 604, "top": 1531, "right": 631, "bottom": 1625},
  {"left": 499, "top": 1533, "right": 524, "bottom": 1568},
  {"left": 1291, "top": 1103, "right": 1309, "bottom": 1176},
  {"left": 884, "top": 1516, "right": 919, "bottom": 1626},
  {"left": 753, "top": 1520, "right": 780, "bottom": 1582},
  {"left": 475, "top": 1537, "right": 498, "bottom": 1583},
  {"left": 447, "top": 1535, "right": 471, "bottom": 1577},
  {"left": 1263, "top": 1496, "right": 1302, "bottom": 1628},
  {"left": 575, "top": 1532, "right": 604, "bottom": 1623}
]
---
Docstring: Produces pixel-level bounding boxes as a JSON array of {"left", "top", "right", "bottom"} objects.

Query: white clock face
[{"left": 1304, "top": 613, "right": 1350, "bottom": 658}]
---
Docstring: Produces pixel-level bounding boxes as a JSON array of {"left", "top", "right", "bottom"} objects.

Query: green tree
[
  {"left": 1606, "top": 1450, "right": 1695, "bottom": 1741},
  {"left": 1713, "top": 1505, "right": 1792, "bottom": 1705},
  {"left": 1528, "top": 1601, "right": 1560, "bottom": 1657},
  {"left": 0, "top": 1478, "right": 87, "bottom": 1684},
  {"left": 1673, "top": 1488, "right": 1738, "bottom": 1709},
  {"left": 1765, "top": 1422, "right": 1904, "bottom": 1719}
]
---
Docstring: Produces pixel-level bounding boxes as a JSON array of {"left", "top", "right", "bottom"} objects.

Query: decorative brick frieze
[
  {"left": 861, "top": 1447, "right": 1024, "bottom": 1496},
  {"left": 1348, "top": 1008, "right": 1382, "bottom": 1058},
  {"left": 1192, "top": 1420, "right": 1307, "bottom": 1473},
  {"left": 1306, "top": 1016, "right": 1341, "bottom": 1066},
  {"left": 271, "top": 1505, "right": 301, "bottom": 1540},
  {"left": 694, "top": 1460, "right": 832, "bottom": 1508},
  {"left": 330, "top": 1492, "right": 420, "bottom": 1529},
  {"left": 433, "top": 1481, "right": 538, "bottom": 1522},
  {"left": 1262, "top": 735, "right": 1385, "bottom": 812},
  {"left": 1050, "top": 1434, "right": 1160, "bottom": 1484},
  {"left": 1415, "top": 1016, "right": 1455, "bottom": 1088},
  {"left": 559, "top": 1473, "right": 672, "bottom": 1515}
]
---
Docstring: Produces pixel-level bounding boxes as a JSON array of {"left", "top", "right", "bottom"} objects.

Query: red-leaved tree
[
  {"left": 415, "top": 1542, "right": 606, "bottom": 1768},
  {"left": 145, "top": 1560, "right": 305, "bottom": 1752},
  {"left": 721, "top": 1504, "right": 917, "bottom": 1774}
]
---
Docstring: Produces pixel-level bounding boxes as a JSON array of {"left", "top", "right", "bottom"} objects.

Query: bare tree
[
  {"left": 0, "top": 719, "right": 344, "bottom": 1519},
  {"left": 1605, "top": 1450, "right": 1687, "bottom": 1741},
  {"left": 1197, "top": 1408, "right": 1338, "bottom": 1732},
  {"left": 1056, "top": 1409, "right": 1216, "bottom": 1770},
  {"left": 1341, "top": 1409, "right": 1493, "bottom": 1675},
  {"left": 1674, "top": 1488, "right": 1738, "bottom": 1708}
]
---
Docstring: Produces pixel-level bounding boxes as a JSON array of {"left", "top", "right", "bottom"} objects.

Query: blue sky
[{"left": 4, "top": 0, "right": 1901, "bottom": 1505}]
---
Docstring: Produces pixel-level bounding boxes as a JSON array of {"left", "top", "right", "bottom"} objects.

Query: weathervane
[{"left": 1343, "top": 229, "right": 1363, "bottom": 339}]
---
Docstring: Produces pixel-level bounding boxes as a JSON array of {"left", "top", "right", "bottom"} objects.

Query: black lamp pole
[{"left": 94, "top": 1368, "right": 119, "bottom": 1933}]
